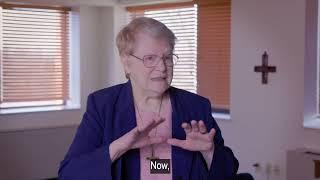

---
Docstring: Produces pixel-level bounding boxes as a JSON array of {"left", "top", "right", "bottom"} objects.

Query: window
[
  {"left": 127, "top": 0, "right": 231, "bottom": 114},
  {"left": 0, "top": 3, "right": 73, "bottom": 112},
  {"left": 304, "top": 0, "right": 320, "bottom": 129}
]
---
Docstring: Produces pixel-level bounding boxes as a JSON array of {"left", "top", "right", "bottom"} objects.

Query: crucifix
[
  {"left": 254, "top": 51, "right": 276, "bottom": 84},
  {"left": 146, "top": 144, "right": 158, "bottom": 160}
]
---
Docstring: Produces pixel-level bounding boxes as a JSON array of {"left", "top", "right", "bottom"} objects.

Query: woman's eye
[{"left": 145, "top": 56, "right": 155, "bottom": 61}]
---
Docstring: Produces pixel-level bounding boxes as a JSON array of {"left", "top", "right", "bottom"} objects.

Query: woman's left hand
[{"left": 167, "top": 120, "right": 215, "bottom": 152}]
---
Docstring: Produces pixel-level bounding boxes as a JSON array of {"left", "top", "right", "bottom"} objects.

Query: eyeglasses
[{"left": 130, "top": 53, "right": 179, "bottom": 68}]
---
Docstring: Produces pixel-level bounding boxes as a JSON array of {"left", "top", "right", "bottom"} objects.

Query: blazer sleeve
[
  {"left": 58, "top": 93, "right": 112, "bottom": 180},
  {"left": 201, "top": 99, "right": 239, "bottom": 180}
]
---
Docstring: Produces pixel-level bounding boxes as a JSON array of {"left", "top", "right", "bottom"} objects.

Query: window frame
[
  {"left": 304, "top": 0, "right": 320, "bottom": 129},
  {"left": 0, "top": 4, "right": 80, "bottom": 114}
]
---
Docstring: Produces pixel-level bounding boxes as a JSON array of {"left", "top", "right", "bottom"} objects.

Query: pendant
[{"left": 146, "top": 144, "right": 158, "bottom": 160}]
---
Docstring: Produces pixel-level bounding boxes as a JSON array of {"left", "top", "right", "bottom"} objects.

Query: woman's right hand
[{"left": 109, "top": 116, "right": 165, "bottom": 162}]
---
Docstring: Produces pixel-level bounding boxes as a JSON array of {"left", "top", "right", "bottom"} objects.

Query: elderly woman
[{"left": 59, "top": 17, "right": 238, "bottom": 180}]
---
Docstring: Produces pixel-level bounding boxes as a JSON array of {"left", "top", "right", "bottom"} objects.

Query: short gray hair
[{"left": 116, "top": 17, "right": 176, "bottom": 57}]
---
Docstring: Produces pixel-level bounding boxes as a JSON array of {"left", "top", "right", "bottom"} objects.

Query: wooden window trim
[
  {"left": 126, "top": 1, "right": 194, "bottom": 12},
  {"left": 0, "top": 2, "right": 71, "bottom": 11}
]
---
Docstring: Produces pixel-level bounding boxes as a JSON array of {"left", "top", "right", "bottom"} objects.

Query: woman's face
[{"left": 123, "top": 33, "right": 173, "bottom": 96}]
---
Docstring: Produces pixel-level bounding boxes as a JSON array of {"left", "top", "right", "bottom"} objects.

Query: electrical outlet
[
  {"left": 266, "top": 163, "right": 272, "bottom": 175},
  {"left": 273, "top": 164, "right": 280, "bottom": 175}
]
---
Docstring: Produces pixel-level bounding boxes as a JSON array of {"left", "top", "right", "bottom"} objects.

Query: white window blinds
[{"left": 0, "top": 3, "right": 70, "bottom": 108}]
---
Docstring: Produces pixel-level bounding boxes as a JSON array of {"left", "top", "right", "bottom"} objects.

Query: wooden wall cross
[{"left": 254, "top": 51, "right": 277, "bottom": 84}]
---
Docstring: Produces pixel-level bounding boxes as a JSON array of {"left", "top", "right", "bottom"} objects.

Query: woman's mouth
[{"left": 151, "top": 77, "right": 166, "bottom": 81}]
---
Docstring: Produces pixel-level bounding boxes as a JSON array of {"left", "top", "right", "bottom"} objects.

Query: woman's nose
[{"left": 155, "top": 58, "right": 167, "bottom": 72}]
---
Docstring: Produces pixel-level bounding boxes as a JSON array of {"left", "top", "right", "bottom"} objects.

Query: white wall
[
  {"left": 0, "top": 126, "right": 77, "bottom": 179},
  {"left": 0, "top": 5, "right": 124, "bottom": 179},
  {"left": 101, "top": 6, "right": 127, "bottom": 87},
  {"left": 218, "top": 0, "right": 320, "bottom": 180}
]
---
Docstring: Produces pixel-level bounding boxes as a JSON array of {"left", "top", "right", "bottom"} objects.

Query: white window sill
[
  {"left": 212, "top": 112, "right": 231, "bottom": 121},
  {"left": 0, "top": 104, "right": 81, "bottom": 115},
  {"left": 304, "top": 116, "right": 320, "bottom": 129},
  {"left": 0, "top": 104, "right": 82, "bottom": 132}
]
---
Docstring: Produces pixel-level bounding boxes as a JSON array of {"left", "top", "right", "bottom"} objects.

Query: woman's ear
[{"left": 120, "top": 55, "right": 131, "bottom": 77}]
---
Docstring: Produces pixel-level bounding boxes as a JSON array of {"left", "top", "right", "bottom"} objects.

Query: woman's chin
[{"left": 148, "top": 84, "right": 169, "bottom": 95}]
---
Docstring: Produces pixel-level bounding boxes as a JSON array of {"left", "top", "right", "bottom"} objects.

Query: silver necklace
[{"left": 135, "top": 95, "right": 163, "bottom": 160}]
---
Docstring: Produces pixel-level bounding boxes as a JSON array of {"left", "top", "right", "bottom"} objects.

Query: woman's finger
[
  {"left": 191, "top": 120, "right": 199, "bottom": 132},
  {"left": 140, "top": 117, "right": 165, "bottom": 134},
  {"left": 125, "top": 127, "right": 143, "bottom": 148},
  {"left": 137, "top": 119, "right": 155, "bottom": 133},
  {"left": 199, "top": 120, "right": 207, "bottom": 134},
  {"left": 167, "top": 138, "right": 185, "bottom": 149},
  {"left": 148, "top": 136, "right": 166, "bottom": 145},
  {"left": 208, "top": 128, "right": 216, "bottom": 139},
  {"left": 181, "top": 122, "right": 191, "bottom": 134}
]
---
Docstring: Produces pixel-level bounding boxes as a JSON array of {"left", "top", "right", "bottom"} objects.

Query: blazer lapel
[
  {"left": 114, "top": 80, "right": 137, "bottom": 139},
  {"left": 169, "top": 87, "right": 194, "bottom": 180},
  {"left": 113, "top": 80, "right": 140, "bottom": 180}
]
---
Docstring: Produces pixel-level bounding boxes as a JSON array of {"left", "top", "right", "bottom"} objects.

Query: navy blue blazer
[{"left": 59, "top": 81, "right": 238, "bottom": 180}]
